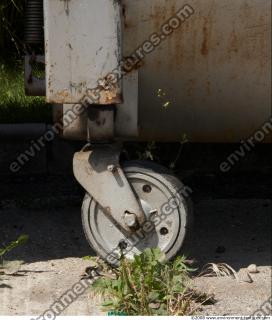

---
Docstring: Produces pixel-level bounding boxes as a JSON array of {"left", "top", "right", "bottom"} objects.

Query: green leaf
[
  {"left": 82, "top": 256, "right": 92, "bottom": 261},
  {"left": 16, "top": 234, "right": 29, "bottom": 245},
  {"left": 148, "top": 291, "right": 160, "bottom": 301},
  {"left": 0, "top": 235, "right": 29, "bottom": 257},
  {"left": 102, "top": 301, "right": 114, "bottom": 307}
]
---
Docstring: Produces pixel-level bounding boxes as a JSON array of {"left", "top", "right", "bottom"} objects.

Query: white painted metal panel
[{"left": 44, "top": 0, "right": 122, "bottom": 104}]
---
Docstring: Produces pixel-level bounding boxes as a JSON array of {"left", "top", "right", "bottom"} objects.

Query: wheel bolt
[
  {"left": 107, "top": 164, "right": 117, "bottom": 172},
  {"left": 124, "top": 211, "right": 138, "bottom": 228}
]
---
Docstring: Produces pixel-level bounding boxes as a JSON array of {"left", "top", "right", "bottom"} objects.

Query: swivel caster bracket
[{"left": 73, "top": 144, "right": 146, "bottom": 234}]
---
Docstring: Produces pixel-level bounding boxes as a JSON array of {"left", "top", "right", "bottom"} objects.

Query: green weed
[
  {"left": 0, "top": 234, "right": 29, "bottom": 263},
  {"left": 90, "top": 248, "right": 210, "bottom": 316},
  {"left": 0, "top": 234, "right": 29, "bottom": 276}
]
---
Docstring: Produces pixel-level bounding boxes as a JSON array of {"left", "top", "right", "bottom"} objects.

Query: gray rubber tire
[{"left": 81, "top": 160, "right": 193, "bottom": 265}]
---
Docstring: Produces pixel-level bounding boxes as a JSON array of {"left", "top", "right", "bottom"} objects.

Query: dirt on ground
[
  {"left": 0, "top": 147, "right": 271, "bottom": 317},
  {"left": 0, "top": 194, "right": 271, "bottom": 316}
]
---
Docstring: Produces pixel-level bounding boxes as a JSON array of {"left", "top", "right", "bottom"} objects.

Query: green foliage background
[
  {"left": 0, "top": 1, "right": 51, "bottom": 123},
  {"left": 0, "top": 0, "right": 25, "bottom": 58}
]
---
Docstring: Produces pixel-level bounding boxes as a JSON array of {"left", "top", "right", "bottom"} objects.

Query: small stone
[{"left": 247, "top": 264, "right": 259, "bottom": 274}]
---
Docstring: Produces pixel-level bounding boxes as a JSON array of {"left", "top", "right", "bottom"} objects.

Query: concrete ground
[{"left": 0, "top": 146, "right": 271, "bottom": 316}]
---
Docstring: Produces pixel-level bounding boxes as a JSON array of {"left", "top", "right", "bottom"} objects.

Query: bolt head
[
  {"left": 107, "top": 165, "right": 117, "bottom": 172},
  {"left": 124, "top": 212, "right": 138, "bottom": 228}
]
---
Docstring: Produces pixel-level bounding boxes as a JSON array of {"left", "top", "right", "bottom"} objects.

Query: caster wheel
[{"left": 81, "top": 160, "right": 193, "bottom": 265}]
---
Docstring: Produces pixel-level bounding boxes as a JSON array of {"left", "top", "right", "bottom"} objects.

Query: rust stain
[
  {"left": 201, "top": 18, "right": 210, "bottom": 56},
  {"left": 49, "top": 89, "right": 71, "bottom": 104},
  {"left": 186, "top": 79, "right": 197, "bottom": 97},
  {"left": 122, "top": 4, "right": 129, "bottom": 29},
  {"left": 88, "top": 86, "right": 123, "bottom": 105},
  {"left": 228, "top": 30, "right": 239, "bottom": 54},
  {"left": 205, "top": 80, "right": 212, "bottom": 95},
  {"left": 102, "top": 91, "right": 123, "bottom": 104},
  {"left": 152, "top": 3, "right": 167, "bottom": 32},
  {"left": 96, "top": 76, "right": 123, "bottom": 104},
  {"left": 49, "top": 86, "right": 122, "bottom": 105}
]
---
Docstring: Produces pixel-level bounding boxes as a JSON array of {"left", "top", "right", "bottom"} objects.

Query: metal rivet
[
  {"left": 143, "top": 184, "right": 152, "bottom": 193},
  {"left": 119, "top": 240, "right": 128, "bottom": 250},
  {"left": 160, "top": 227, "right": 169, "bottom": 235}
]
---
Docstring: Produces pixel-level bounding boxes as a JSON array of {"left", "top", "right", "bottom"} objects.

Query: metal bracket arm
[{"left": 73, "top": 145, "right": 146, "bottom": 233}]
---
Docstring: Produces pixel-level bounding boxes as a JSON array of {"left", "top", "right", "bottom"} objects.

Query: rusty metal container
[
  {"left": 123, "top": 0, "right": 271, "bottom": 142},
  {"left": 47, "top": 0, "right": 271, "bottom": 143}
]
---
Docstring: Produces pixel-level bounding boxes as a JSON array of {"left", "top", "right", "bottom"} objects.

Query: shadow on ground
[
  {"left": 1, "top": 197, "right": 271, "bottom": 271},
  {"left": 0, "top": 145, "right": 271, "bottom": 271},
  {"left": 182, "top": 198, "right": 271, "bottom": 270}
]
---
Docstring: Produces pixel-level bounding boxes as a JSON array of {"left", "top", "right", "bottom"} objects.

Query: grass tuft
[{"left": 198, "top": 262, "right": 239, "bottom": 281}]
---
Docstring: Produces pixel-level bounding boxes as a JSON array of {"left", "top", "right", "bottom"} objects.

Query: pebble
[{"left": 247, "top": 264, "right": 259, "bottom": 274}]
